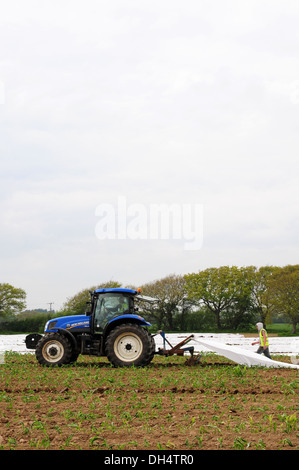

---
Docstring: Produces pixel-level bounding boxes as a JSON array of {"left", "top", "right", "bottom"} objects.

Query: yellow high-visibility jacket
[{"left": 259, "top": 328, "right": 269, "bottom": 348}]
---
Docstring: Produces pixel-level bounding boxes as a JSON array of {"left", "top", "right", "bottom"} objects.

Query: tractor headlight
[
  {"left": 48, "top": 321, "right": 57, "bottom": 330},
  {"left": 44, "top": 320, "right": 57, "bottom": 332}
]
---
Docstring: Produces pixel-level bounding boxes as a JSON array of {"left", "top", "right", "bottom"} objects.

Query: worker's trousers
[{"left": 256, "top": 346, "right": 272, "bottom": 359}]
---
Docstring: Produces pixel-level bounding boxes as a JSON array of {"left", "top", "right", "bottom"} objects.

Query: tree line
[
  {"left": 137, "top": 265, "right": 299, "bottom": 333},
  {"left": 1, "top": 265, "right": 299, "bottom": 333}
]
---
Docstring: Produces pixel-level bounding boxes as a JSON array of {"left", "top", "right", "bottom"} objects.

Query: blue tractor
[{"left": 25, "top": 288, "right": 156, "bottom": 367}]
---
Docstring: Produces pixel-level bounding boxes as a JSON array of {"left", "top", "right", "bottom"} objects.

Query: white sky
[{"left": 1, "top": 0, "right": 299, "bottom": 310}]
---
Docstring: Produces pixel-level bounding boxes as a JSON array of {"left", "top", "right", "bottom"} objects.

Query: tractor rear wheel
[
  {"left": 35, "top": 333, "right": 73, "bottom": 366},
  {"left": 106, "top": 323, "right": 153, "bottom": 367}
]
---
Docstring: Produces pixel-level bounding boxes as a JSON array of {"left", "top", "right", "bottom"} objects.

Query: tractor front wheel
[
  {"left": 106, "top": 323, "right": 153, "bottom": 367},
  {"left": 35, "top": 333, "right": 73, "bottom": 366}
]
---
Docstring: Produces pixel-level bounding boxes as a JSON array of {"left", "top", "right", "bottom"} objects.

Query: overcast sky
[{"left": 1, "top": 0, "right": 299, "bottom": 310}]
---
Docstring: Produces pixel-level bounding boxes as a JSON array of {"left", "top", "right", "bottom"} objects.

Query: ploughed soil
[{"left": 0, "top": 353, "right": 298, "bottom": 451}]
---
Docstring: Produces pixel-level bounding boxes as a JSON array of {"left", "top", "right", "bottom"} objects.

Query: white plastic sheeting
[
  {"left": 0, "top": 335, "right": 29, "bottom": 353},
  {"left": 154, "top": 333, "right": 299, "bottom": 369},
  {"left": 193, "top": 337, "right": 299, "bottom": 369}
]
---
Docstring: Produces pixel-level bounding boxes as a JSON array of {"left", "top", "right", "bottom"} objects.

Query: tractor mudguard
[{"left": 53, "top": 327, "right": 78, "bottom": 349}]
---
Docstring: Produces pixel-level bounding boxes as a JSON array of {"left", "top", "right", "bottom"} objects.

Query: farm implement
[
  {"left": 155, "top": 331, "right": 201, "bottom": 366},
  {"left": 25, "top": 288, "right": 201, "bottom": 367}
]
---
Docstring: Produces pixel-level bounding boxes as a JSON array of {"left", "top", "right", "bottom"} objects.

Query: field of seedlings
[{"left": 0, "top": 352, "right": 298, "bottom": 451}]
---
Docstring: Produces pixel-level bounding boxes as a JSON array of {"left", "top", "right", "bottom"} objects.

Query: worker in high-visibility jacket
[{"left": 252, "top": 322, "right": 272, "bottom": 359}]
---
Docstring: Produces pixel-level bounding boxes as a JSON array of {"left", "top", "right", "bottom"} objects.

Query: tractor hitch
[{"left": 155, "top": 331, "right": 201, "bottom": 365}]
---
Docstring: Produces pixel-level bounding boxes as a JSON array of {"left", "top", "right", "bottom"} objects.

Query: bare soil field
[{"left": 0, "top": 352, "right": 298, "bottom": 451}]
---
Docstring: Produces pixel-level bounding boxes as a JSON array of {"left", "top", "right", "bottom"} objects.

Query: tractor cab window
[{"left": 94, "top": 293, "right": 131, "bottom": 331}]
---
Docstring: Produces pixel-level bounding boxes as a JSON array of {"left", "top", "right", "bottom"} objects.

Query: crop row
[{"left": 0, "top": 352, "right": 297, "bottom": 450}]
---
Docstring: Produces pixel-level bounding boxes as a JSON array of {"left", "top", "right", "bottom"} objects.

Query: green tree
[
  {"left": 0, "top": 283, "right": 26, "bottom": 318},
  {"left": 251, "top": 265, "right": 278, "bottom": 327},
  {"left": 266, "top": 265, "right": 299, "bottom": 334},
  {"left": 185, "top": 266, "right": 255, "bottom": 330},
  {"left": 139, "top": 274, "right": 189, "bottom": 330},
  {"left": 62, "top": 281, "right": 122, "bottom": 316}
]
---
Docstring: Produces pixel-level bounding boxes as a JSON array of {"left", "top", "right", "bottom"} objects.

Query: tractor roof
[{"left": 94, "top": 288, "right": 138, "bottom": 295}]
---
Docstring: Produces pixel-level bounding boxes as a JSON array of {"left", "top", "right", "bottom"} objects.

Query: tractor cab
[{"left": 90, "top": 289, "right": 137, "bottom": 332}]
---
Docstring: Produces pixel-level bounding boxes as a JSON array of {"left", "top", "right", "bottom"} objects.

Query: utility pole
[{"left": 47, "top": 302, "right": 54, "bottom": 312}]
